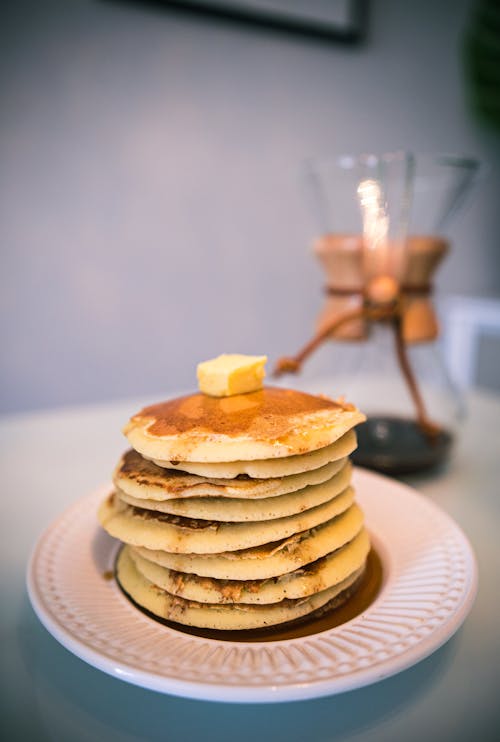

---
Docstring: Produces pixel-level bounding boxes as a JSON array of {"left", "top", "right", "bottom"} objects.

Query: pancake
[
  {"left": 98, "top": 486, "right": 355, "bottom": 554},
  {"left": 149, "top": 429, "right": 358, "bottom": 479},
  {"left": 102, "top": 370, "right": 370, "bottom": 633},
  {"left": 124, "top": 387, "right": 365, "bottom": 463},
  {"left": 113, "top": 449, "right": 347, "bottom": 501},
  {"left": 128, "top": 528, "right": 370, "bottom": 605},
  {"left": 133, "top": 502, "right": 365, "bottom": 580},
  {"left": 117, "top": 460, "right": 352, "bottom": 522},
  {"left": 116, "top": 545, "right": 365, "bottom": 630}
]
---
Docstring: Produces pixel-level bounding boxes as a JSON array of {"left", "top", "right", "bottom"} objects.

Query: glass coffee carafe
[{"left": 275, "top": 152, "right": 480, "bottom": 475}]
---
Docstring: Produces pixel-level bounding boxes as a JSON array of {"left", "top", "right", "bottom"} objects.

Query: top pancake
[{"left": 124, "top": 386, "right": 365, "bottom": 463}]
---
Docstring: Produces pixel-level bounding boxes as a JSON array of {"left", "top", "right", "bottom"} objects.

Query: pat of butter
[{"left": 197, "top": 354, "right": 267, "bottom": 397}]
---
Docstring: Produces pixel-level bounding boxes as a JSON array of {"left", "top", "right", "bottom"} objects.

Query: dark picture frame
[{"left": 158, "top": 0, "right": 368, "bottom": 42}]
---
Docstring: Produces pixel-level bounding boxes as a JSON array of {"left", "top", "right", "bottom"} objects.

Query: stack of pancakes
[{"left": 98, "top": 386, "right": 369, "bottom": 631}]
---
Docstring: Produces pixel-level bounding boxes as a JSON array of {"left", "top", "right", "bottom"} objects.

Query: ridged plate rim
[{"left": 26, "top": 468, "right": 478, "bottom": 703}]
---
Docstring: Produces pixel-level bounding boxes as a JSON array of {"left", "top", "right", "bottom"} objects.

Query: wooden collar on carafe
[
  {"left": 313, "top": 233, "right": 449, "bottom": 344},
  {"left": 273, "top": 234, "right": 449, "bottom": 438}
]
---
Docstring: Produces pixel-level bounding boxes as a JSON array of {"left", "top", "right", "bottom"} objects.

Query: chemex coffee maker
[{"left": 275, "top": 152, "right": 480, "bottom": 475}]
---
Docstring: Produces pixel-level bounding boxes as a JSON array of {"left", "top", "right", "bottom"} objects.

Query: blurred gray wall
[{"left": 1, "top": 0, "right": 499, "bottom": 413}]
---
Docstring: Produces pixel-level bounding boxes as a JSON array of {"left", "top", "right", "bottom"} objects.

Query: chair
[{"left": 439, "top": 295, "right": 500, "bottom": 391}]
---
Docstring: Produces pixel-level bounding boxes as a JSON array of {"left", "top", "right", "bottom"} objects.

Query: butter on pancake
[
  {"left": 114, "top": 449, "right": 348, "bottom": 501},
  {"left": 116, "top": 460, "right": 353, "bottom": 522},
  {"left": 123, "top": 387, "right": 365, "bottom": 464},
  {"left": 132, "top": 503, "right": 365, "bottom": 580},
  {"left": 116, "top": 546, "right": 365, "bottom": 630},
  {"left": 197, "top": 354, "right": 267, "bottom": 397},
  {"left": 128, "top": 528, "right": 370, "bottom": 605}
]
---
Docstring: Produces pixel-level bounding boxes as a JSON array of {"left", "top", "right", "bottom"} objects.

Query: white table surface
[{"left": 1, "top": 390, "right": 499, "bottom": 742}]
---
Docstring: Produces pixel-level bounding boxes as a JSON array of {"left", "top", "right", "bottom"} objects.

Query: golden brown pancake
[
  {"left": 124, "top": 387, "right": 365, "bottom": 463},
  {"left": 132, "top": 502, "right": 365, "bottom": 580},
  {"left": 98, "top": 486, "right": 355, "bottom": 554},
  {"left": 114, "top": 448, "right": 348, "bottom": 501},
  {"left": 103, "top": 376, "right": 369, "bottom": 633},
  {"left": 116, "top": 545, "right": 365, "bottom": 630},
  {"left": 148, "top": 429, "right": 358, "bottom": 480},
  {"left": 127, "top": 528, "right": 370, "bottom": 605},
  {"left": 116, "top": 460, "right": 352, "bottom": 522}
]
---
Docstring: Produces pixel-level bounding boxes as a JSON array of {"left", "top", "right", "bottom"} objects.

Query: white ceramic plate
[{"left": 27, "top": 468, "right": 477, "bottom": 703}]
